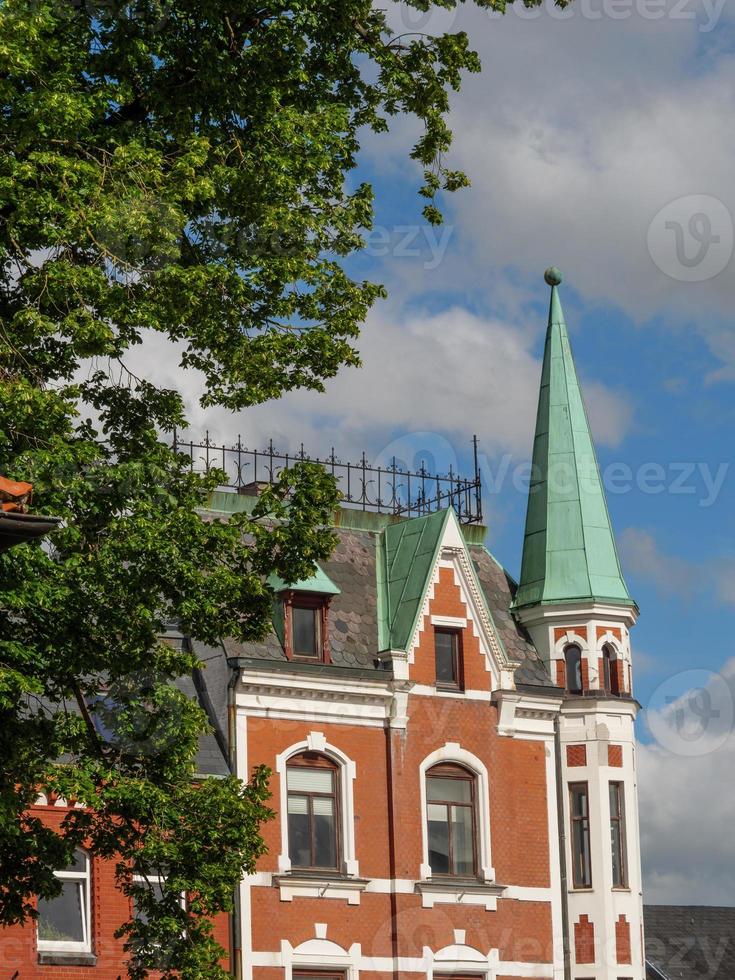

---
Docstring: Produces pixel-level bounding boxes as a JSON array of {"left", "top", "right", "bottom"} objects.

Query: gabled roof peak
[{"left": 514, "top": 270, "right": 634, "bottom": 610}]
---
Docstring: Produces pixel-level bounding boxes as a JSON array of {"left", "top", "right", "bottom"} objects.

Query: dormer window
[
  {"left": 284, "top": 592, "right": 330, "bottom": 662},
  {"left": 292, "top": 600, "right": 320, "bottom": 659},
  {"left": 269, "top": 562, "right": 340, "bottom": 664}
]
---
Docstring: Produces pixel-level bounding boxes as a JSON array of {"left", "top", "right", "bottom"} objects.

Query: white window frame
[
  {"left": 275, "top": 732, "right": 358, "bottom": 876},
  {"left": 131, "top": 873, "right": 186, "bottom": 961},
  {"left": 132, "top": 874, "right": 186, "bottom": 908},
  {"left": 419, "top": 743, "right": 494, "bottom": 882},
  {"left": 37, "top": 849, "right": 92, "bottom": 954}
]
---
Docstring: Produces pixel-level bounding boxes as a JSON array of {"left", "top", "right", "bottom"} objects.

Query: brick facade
[
  {"left": 0, "top": 802, "right": 230, "bottom": 977},
  {"left": 616, "top": 914, "right": 632, "bottom": 964},
  {"left": 574, "top": 914, "right": 595, "bottom": 964},
  {"left": 240, "top": 551, "right": 558, "bottom": 980}
]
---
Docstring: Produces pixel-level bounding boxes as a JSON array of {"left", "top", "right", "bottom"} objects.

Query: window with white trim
[
  {"left": 609, "top": 782, "right": 628, "bottom": 888},
  {"left": 37, "top": 849, "right": 91, "bottom": 953},
  {"left": 426, "top": 763, "right": 478, "bottom": 878},
  {"left": 131, "top": 873, "right": 186, "bottom": 969},
  {"left": 569, "top": 782, "right": 592, "bottom": 888},
  {"left": 287, "top": 753, "right": 340, "bottom": 870},
  {"left": 434, "top": 628, "right": 462, "bottom": 690}
]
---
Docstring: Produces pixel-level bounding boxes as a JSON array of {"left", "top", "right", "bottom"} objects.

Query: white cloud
[
  {"left": 373, "top": 2, "right": 735, "bottom": 378},
  {"left": 122, "top": 303, "right": 632, "bottom": 465},
  {"left": 639, "top": 657, "right": 735, "bottom": 904},
  {"left": 620, "top": 526, "right": 735, "bottom": 604},
  {"left": 619, "top": 527, "right": 701, "bottom": 597}
]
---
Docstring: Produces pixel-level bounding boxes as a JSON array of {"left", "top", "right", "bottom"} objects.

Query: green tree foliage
[{"left": 0, "top": 0, "right": 566, "bottom": 974}]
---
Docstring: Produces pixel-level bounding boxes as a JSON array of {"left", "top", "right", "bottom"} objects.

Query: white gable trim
[{"left": 406, "top": 511, "right": 519, "bottom": 688}]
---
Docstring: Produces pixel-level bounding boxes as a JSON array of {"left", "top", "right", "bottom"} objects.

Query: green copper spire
[{"left": 514, "top": 269, "right": 634, "bottom": 609}]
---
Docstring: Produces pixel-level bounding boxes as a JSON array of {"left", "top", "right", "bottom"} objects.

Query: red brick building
[
  {"left": 222, "top": 269, "right": 645, "bottom": 980},
  {"left": 1, "top": 270, "right": 645, "bottom": 979}
]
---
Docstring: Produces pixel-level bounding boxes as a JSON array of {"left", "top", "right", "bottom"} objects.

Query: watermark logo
[
  {"left": 646, "top": 668, "right": 734, "bottom": 756},
  {"left": 647, "top": 195, "right": 734, "bottom": 282},
  {"left": 393, "top": 0, "right": 727, "bottom": 34}
]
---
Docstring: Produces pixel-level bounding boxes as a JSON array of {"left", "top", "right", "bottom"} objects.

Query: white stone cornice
[
  {"left": 235, "top": 668, "right": 395, "bottom": 726},
  {"left": 514, "top": 599, "right": 638, "bottom": 629},
  {"left": 492, "top": 690, "right": 562, "bottom": 738}
]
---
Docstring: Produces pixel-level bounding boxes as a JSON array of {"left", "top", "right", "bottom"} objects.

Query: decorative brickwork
[
  {"left": 574, "top": 914, "right": 595, "bottom": 964},
  {"left": 556, "top": 659, "right": 566, "bottom": 688},
  {"left": 581, "top": 659, "right": 590, "bottom": 692},
  {"left": 566, "top": 744, "right": 587, "bottom": 767},
  {"left": 616, "top": 914, "right": 632, "bottom": 964},
  {"left": 596, "top": 625, "right": 622, "bottom": 641},
  {"left": 554, "top": 627, "right": 569, "bottom": 643},
  {"left": 608, "top": 744, "right": 623, "bottom": 767}
]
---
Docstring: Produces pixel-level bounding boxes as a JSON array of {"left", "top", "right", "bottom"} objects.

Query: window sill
[
  {"left": 38, "top": 950, "right": 97, "bottom": 967},
  {"left": 273, "top": 871, "right": 369, "bottom": 906},
  {"left": 415, "top": 878, "right": 506, "bottom": 910}
]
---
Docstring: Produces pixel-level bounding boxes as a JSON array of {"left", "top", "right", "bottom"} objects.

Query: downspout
[
  {"left": 384, "top": 721, "right": 400, "bottom": 980},
  {"left": 228, "top": 663, "right": 243, "bottom": 980},
  {"left": 554, "top": 710, "right": 572, "bottom": 980}
]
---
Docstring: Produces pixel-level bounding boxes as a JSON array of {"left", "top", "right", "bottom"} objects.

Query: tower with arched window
[{"left": 513, "top": 268, "right": 645, "bottom": 980}]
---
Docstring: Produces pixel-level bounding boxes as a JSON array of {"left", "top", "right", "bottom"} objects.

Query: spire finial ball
[{"left": 544, "top": 267, "right": 563, "bottom": 287}]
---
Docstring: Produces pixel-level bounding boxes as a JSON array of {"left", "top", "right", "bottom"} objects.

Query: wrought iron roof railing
[{"left": 172, "top": 432, "right": 483, "bottom": 525}]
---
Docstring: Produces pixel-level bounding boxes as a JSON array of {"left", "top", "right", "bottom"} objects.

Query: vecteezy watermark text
[
  {"left": 498, "top": 0, "right": 726, "bottom": 32},
  {"left": 397, "top": 0, "right": 726, "bottom": 35},
  {"left": 482, "top": 455, "right": 729, "bottom": 508}
]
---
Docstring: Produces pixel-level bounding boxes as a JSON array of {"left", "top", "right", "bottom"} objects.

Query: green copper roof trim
[
  {"left": 377, "top": 508, "right": 512, "bottom": 664},
  {"left": 381, "top": 509, "right": 450, "bottom": 652},
  {"left": 376, "top": 531, "right": 390, "bottom": 652},
  {"left": 267, "top": 564, "right": 341, "bottom": 596},
  {"left": 514, "top": 269, "right": 634, "bottom": 610}
]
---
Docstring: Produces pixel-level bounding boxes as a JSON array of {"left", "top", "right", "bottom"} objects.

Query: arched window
[
  {"left": 565, "top": 644, "right": 583, "bottom": 694},
  {"left": 425, "top": 763, "right": 477, "bottom": 878},
  {"left": 37, "top": 848, "right": 92, "bottom": 953},
  {"left": 602, "top": 643, "right": 619, "bottom": 695},
  {"left": 286, "top": 752, "right": 339, "bottom": 870}
]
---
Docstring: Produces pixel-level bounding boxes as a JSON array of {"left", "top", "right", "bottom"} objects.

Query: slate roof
[
  {"left": 470, "top": 545, "right": 552, "bottom": 687},
  {"left": 162, "top": 628, "right": 231, "bottom": 777},
  {"left": 644, "top": 905, "right": 735, "bottom": 980},
  {"left": 224, "top": 527, "right": 381, "bottom": 669},
  {"left": 27, "top": 632, "right": 231, "bottom": 780},
  {"left": 225, "top": 515, "right": 551, "bottom": 688}
]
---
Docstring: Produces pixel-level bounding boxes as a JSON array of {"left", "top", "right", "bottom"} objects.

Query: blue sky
[{"left": 134, "top": 0, "right": 735, "bottom": 903}]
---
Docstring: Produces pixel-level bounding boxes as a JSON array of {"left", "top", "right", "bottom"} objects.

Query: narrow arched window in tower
[
  {"left": 602, "top": 644, "right": 620, "bottom": 695},
  {"left": 565, "top": 644, "right": 583, "bottom": 694}
]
